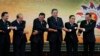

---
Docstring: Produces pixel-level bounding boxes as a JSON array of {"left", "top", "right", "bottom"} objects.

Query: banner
[{"left": 0, "top": 0, "right": 100, "bottom": 43}]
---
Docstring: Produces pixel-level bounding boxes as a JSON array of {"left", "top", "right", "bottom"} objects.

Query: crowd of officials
[{"left": 0, "top": 9, "right": 96, "bottom": 56}]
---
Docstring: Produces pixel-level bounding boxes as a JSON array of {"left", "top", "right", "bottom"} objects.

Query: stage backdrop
[{"left": 0, "top": 0, "right": 100, "bottom": 43}]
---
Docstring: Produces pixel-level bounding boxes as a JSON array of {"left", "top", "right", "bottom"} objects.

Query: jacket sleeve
[
  {"left": 32, "top": 19, "right": 47, "bottom": 33},
  {"left": 71, "top": 24, "right": 78, "bottom": 32},
  {"left": 78, "top": 21, "right": 84, "bottom": 34},
  {"left": 47, "top": 18, "right": 64, "bottom": 30},
  {"left": 56, "top": 18, "right": 64, "bottom": 30},
  {"left": 12, "top": 21, "right": 26, "bottom": 31},
  {"left": 47, "top": 18, "right": 57, "bottom": 29},
  {"left": 0, "top": 21, "right": 11, "bottom": 32},
  {"left": 84, "top": 21, "right": 96, "bottom": 32}
]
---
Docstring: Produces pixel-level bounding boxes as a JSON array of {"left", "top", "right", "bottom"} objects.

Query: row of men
[{"left": 0, "top": 8, "right": 96, "bottom": 56}]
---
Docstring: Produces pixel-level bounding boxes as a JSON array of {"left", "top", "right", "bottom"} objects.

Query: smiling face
[
  {"left": 52, "top": 10, "right": 58, "bottom": 17},
  {"left": 1, "top": 12, "right": 9, "bottom": 21},
  {"left": 38, "top": 13, "right": 45, "bottom": 21},
  {"left": 69, "top": 16, "right": 75, "bottom": 23},
  {"left": 51, "top": 9, "right": 58, "bottom": 18},
  {"left": 85, "top": 15, "right": 91, "bottom": 21},
  {"left": 3, "top": 14, "right": 9, "bottom": 21},
  {"left": 39, "top": 15, "right": 45, "bottom": 21},
  {"left": 69, "top": 15, "right": 75, "bottom": 24},
  {"left": 85, "top": 13, "right": 91, "bottom": 21}
]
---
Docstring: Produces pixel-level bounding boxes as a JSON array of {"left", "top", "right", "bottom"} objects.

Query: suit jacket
[
  {"left": 12, "top": 20, "right": 27, "bottom": 43},
  {"left": 0, "top": 19, "right": 11, "bottom": 43},
  {"left": 78, "top": 19, "right": 96, "bottom": 42},
  {"left": 64, "top": 22, "right": 78, "bottom": 42},
  {"left": 47, "top": 16, "right": 64, "bottom": 41},
  {"left": 30, "top": 18, "right": 47, "bottom": 42}
]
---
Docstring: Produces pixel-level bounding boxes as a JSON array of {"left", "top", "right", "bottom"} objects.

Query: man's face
[
  {"left": 39, "top": 15, "right": 45, "bottom": 21},
  {"left": 3, "top": 14, "right": 9, "bottom": 21},
  {"left": 18, "top": 14, "right": 23, "bottom": 22},
  {"left": 52, "top": 10, "right": 58, "bottom": 17},
  {"left": 85, "top": 15, "right": 91, "bottom": 21},
  {"left": 69, "top": 16, "right": 75, "bottom": 23}
]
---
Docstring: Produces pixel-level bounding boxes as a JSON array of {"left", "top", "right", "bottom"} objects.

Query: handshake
[
  {"left": 62, "top": 27, "right": 85, "bottom": 32},
  {"left": 79, "top": 28, "right": 85, "bottom": 32},
  {"left": 33, "top": 28, "right": 58, "bottom": 35},
  {"left": 62, "top": 27, "right": 78, "bottom": 32},
  {"left": 8, "top": 26, "right": 17, "bottom": 30},
  {"left": 48, "top": 28, "right": 57, "bottom": 32}
]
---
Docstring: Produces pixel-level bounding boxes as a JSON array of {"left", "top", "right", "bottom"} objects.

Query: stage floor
[
  {"left": 9, "top": 52, "right": 100, "bottom": 56},
  {"left": 10, "top": 42, "right": 100, "bottom": 52},
  {"left": 9, "top": 42, "right": 100, "bottom": 56}
]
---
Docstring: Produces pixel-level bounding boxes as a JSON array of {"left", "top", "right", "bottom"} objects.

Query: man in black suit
[
  {"left": 47, "top": 9, "right": 64, "bottom": 56},
  {"left": 63, "top": 15, "right": 78, "bottom": 56},
  {"left": 0, "top": 12, "right": 11, "bottom": 56},
  {"left": 78, "top": 13, "right": 96, "bottom": 56},
  {"left": 30, "top": 13, "right": 48, "bottom": 56},
  {"left": 12, "top": 13, "right": 27, "bottom": 56}
]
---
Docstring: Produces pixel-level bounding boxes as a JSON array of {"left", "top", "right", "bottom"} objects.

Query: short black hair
[
  {"left": 16, "top": 13, "right": 22, "bottom": 18},
  {"left": 51, "top": 8, "right": 58, "bottom": 13},
  {"left": 69, "top": 15, "right": 75, "bottom": 19},
  {"left": 85, "top": 13, "right": 91, "bottom": 17},
  {"left": 39, "top": 12, "right": 45, "bottom": 18},
  {"left": 17, "top": 15, "right": 19, "bottom": 18},
  {"left": 1, "top": 12, "right": 8, "bottom": 17}
]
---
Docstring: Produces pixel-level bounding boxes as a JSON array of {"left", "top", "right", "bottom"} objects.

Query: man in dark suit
[
  {"left": 30, "top": 13, "right": 48, "bottom": 56},
  {"left": 47, "top": 9, "right": 64, "bottom": 56},
  {"left": 78, "top": 13, "right": 96, "bottom": 56},
  {"left": 0, "top": 12, "right": 11, "bottom": 56},
  {"left": 12, "top": 13, "right": 27, "bottom": 56},
  {"left": 63, "top": 15, "right": 78, "bottom": 56}
]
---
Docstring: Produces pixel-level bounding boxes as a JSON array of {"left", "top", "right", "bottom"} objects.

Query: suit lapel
[
  {"left": 1, "top": 19, "right": 8, "bottom": 27},
  {"left": 69, "top": 22, "right": 73, "bottom": 28},
  {"left": 53, "top": 17, "right": 59, "bottom": 26},
  {"left": 37, "top": 19, "right": 43, "bottom": 28}
]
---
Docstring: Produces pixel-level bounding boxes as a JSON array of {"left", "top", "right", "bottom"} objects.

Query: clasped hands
[
  {"left": 33, "top": 28, "right": 57, "bottom": 35},
  {"left": 62, "top": 27, "right": 78, "bottom": 32},
  {"left": 33, "top": 27, "right": 86, "bottom": 35},
  {"left": 62, "top": 27, "right": 85, "bottom": 36},
  {"left": 8, "top": 26, "right": 17, "bottom": 30}
]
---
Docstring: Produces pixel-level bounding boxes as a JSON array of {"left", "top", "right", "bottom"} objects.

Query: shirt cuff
[
  {"left": 7, "top": 27, "right": 10, "bottom": 29},
  {"left": 14, "top": 27, "right": 17, "bottom": 30},
  {"left": 83, "top": 28, "right": 85, "bottom": 32},
  {"left": 74, "top": 27, "right": 77, "bottom": 29},
  {"left": 69, "top": 29, "right": 72, "bottom": 32}
]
